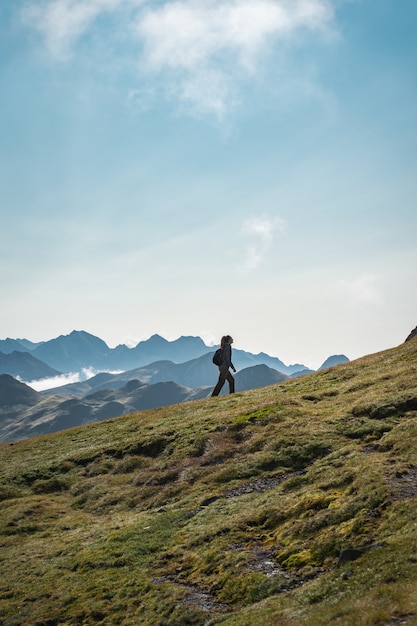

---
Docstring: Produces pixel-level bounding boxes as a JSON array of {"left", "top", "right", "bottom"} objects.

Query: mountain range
[
  {"left": 0, "top": 330, "right": 346, "bottom": 382},
  {"left": 0, "top": 330, "right": 349, "bottom": 442}
]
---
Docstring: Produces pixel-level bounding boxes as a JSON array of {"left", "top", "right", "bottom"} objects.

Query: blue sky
[{"left": 1, "top": 0, "right": 416, "bottom": 369}]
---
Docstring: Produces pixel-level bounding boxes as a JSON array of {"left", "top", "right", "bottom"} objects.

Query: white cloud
[
  {"left": 23, "top": 367, "right": 123, "bottom": 391},
  {"left": 136, "top": 0, "right": 335, "bottom": 118},
  {"left": 137, "top": 0, "right": 333, "bottom": 71},
  {"left": 121, "top": 336, "right": 139, "bottom": 348},
  {"left": 202, "top": 333, "right": 218, "bottom": 348},
  {"left": 21, "top": 0, "right": 335, "bottom": 117},
  {"left": 240, "top": 214, "right": 286, "bottom": 271},
  {"left": 242, "top": 214, "right": 286, "bottom": 240},
  {"left": 21, "top": 0, "right": 135, "bottom": 59},
  {"left": 23, "top": 371, "right": 83, "bottom": 391}
]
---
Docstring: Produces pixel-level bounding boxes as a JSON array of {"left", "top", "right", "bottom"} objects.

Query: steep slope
[{"left": 0, "top": 337, "right": 416, "bottom": 626}]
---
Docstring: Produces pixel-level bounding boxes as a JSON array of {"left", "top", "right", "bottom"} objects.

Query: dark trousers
[{"left": 211, "top": 368, "right": 235, "bottom": 396}]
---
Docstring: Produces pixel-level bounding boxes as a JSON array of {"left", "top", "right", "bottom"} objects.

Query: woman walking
[{"left": 211, "top": 335, "right": 236, "bottom": 396}]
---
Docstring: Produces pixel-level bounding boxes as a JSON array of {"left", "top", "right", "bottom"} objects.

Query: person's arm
[
  {"left": 222, "top": 344, "right": 232, "bottom": 369},
  {"left": 228, "top": 344, "right": 236, "bottom": 372}
]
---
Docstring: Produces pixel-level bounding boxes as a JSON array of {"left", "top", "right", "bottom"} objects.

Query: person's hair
[{"left": 220, "top": 335, "right": 233, "bottom": 349}]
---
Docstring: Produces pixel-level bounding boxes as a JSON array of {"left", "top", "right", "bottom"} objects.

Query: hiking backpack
[{"left": 212, "top": 348, "right": 223, "bottom": 366}]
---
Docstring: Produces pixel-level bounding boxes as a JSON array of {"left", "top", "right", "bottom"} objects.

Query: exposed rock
[
  {"left": 387, "top": 467, "right": 417, "bottom": 501},
  {"left": 405, "top": 326, "right": 417, "bottom": 342},
  {"left": 337, "top": 543, "right": 383, "bottom": 567}
]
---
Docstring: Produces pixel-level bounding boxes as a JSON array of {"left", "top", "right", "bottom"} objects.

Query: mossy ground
[{"left": 0, "top": 339, "right": 417, "bottom": 625}]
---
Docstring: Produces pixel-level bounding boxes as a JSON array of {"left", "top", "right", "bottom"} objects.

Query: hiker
[{"left": 211, "top": 335, "right": 236, "bottom": 396}]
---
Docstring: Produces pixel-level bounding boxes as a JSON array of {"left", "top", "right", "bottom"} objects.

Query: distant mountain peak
[
  {"left": 143, "top": 334, "right": 168, "bottom": 344},
  {"left": 319, "top": 355, "right": 350, "bottom": 370},
  {"left": 67, "top": 330, "right": 109, "bottom": 345}
]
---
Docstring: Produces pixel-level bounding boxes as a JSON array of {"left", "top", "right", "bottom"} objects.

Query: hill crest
[{"left": 0, "top": 336, "right": 416, "bottom": 625}]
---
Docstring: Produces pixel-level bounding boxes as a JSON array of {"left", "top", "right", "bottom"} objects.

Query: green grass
[{"left": 1, "top": 338, "right": 417, "bottom": 625}]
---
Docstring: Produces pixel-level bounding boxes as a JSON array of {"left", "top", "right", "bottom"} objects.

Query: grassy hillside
[{"left": 0, "top": 338, "right": 416, "bottom": 626}]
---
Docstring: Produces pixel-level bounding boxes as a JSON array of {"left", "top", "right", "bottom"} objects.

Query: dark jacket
[{"left": 220, "top": 343, "right": 234, "bottom": 371}]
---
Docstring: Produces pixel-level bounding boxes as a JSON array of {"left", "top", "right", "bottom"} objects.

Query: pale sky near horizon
[{"left": 1, "top": 0, "right": 416, "bottom": 370}]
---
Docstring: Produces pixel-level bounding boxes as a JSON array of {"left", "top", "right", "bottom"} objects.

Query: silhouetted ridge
[
  {"left": 405, "top": 326, "right": 417, "bottom": 342},
  {"left": 0, "top": 374, "right": 40, "bottom": 406}
]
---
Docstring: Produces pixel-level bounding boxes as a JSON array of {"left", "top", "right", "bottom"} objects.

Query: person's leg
[
  {"left": 226, "top": 371, "right": 235, "bottom": 393},
  {"left": 211, "top": 370, "right": 227, "bottom": 396}
]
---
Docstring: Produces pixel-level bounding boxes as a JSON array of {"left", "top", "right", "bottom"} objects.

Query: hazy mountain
[
  {"left": 289, "top": 368, "right": 315, "bottom": 378},
  {"left": 0, "top": 338, "right": 43, "bottom": 354},
  {"left": 127, "top": 334, "right": 211, "bottom": 366},
  {"left": 234, "top": 364, "right": 288, "bottom": 391},
  {"left": 0, "top": 351, "right": 61, "bottom": 380},
  {"left": 318, "top": 354, "right": 350, "bottom": 370},
  {"left": 0, "top": 331, "right": 311, "bottom": 380},
  {"left": 31, "top": 330, "right": 113, "bottom": 372},
  {"left": 232, "top": 350, "right": 307, "bottom": 375},
  {"left": 29, "top": 331, "right": 214, "bottom": 373}
]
